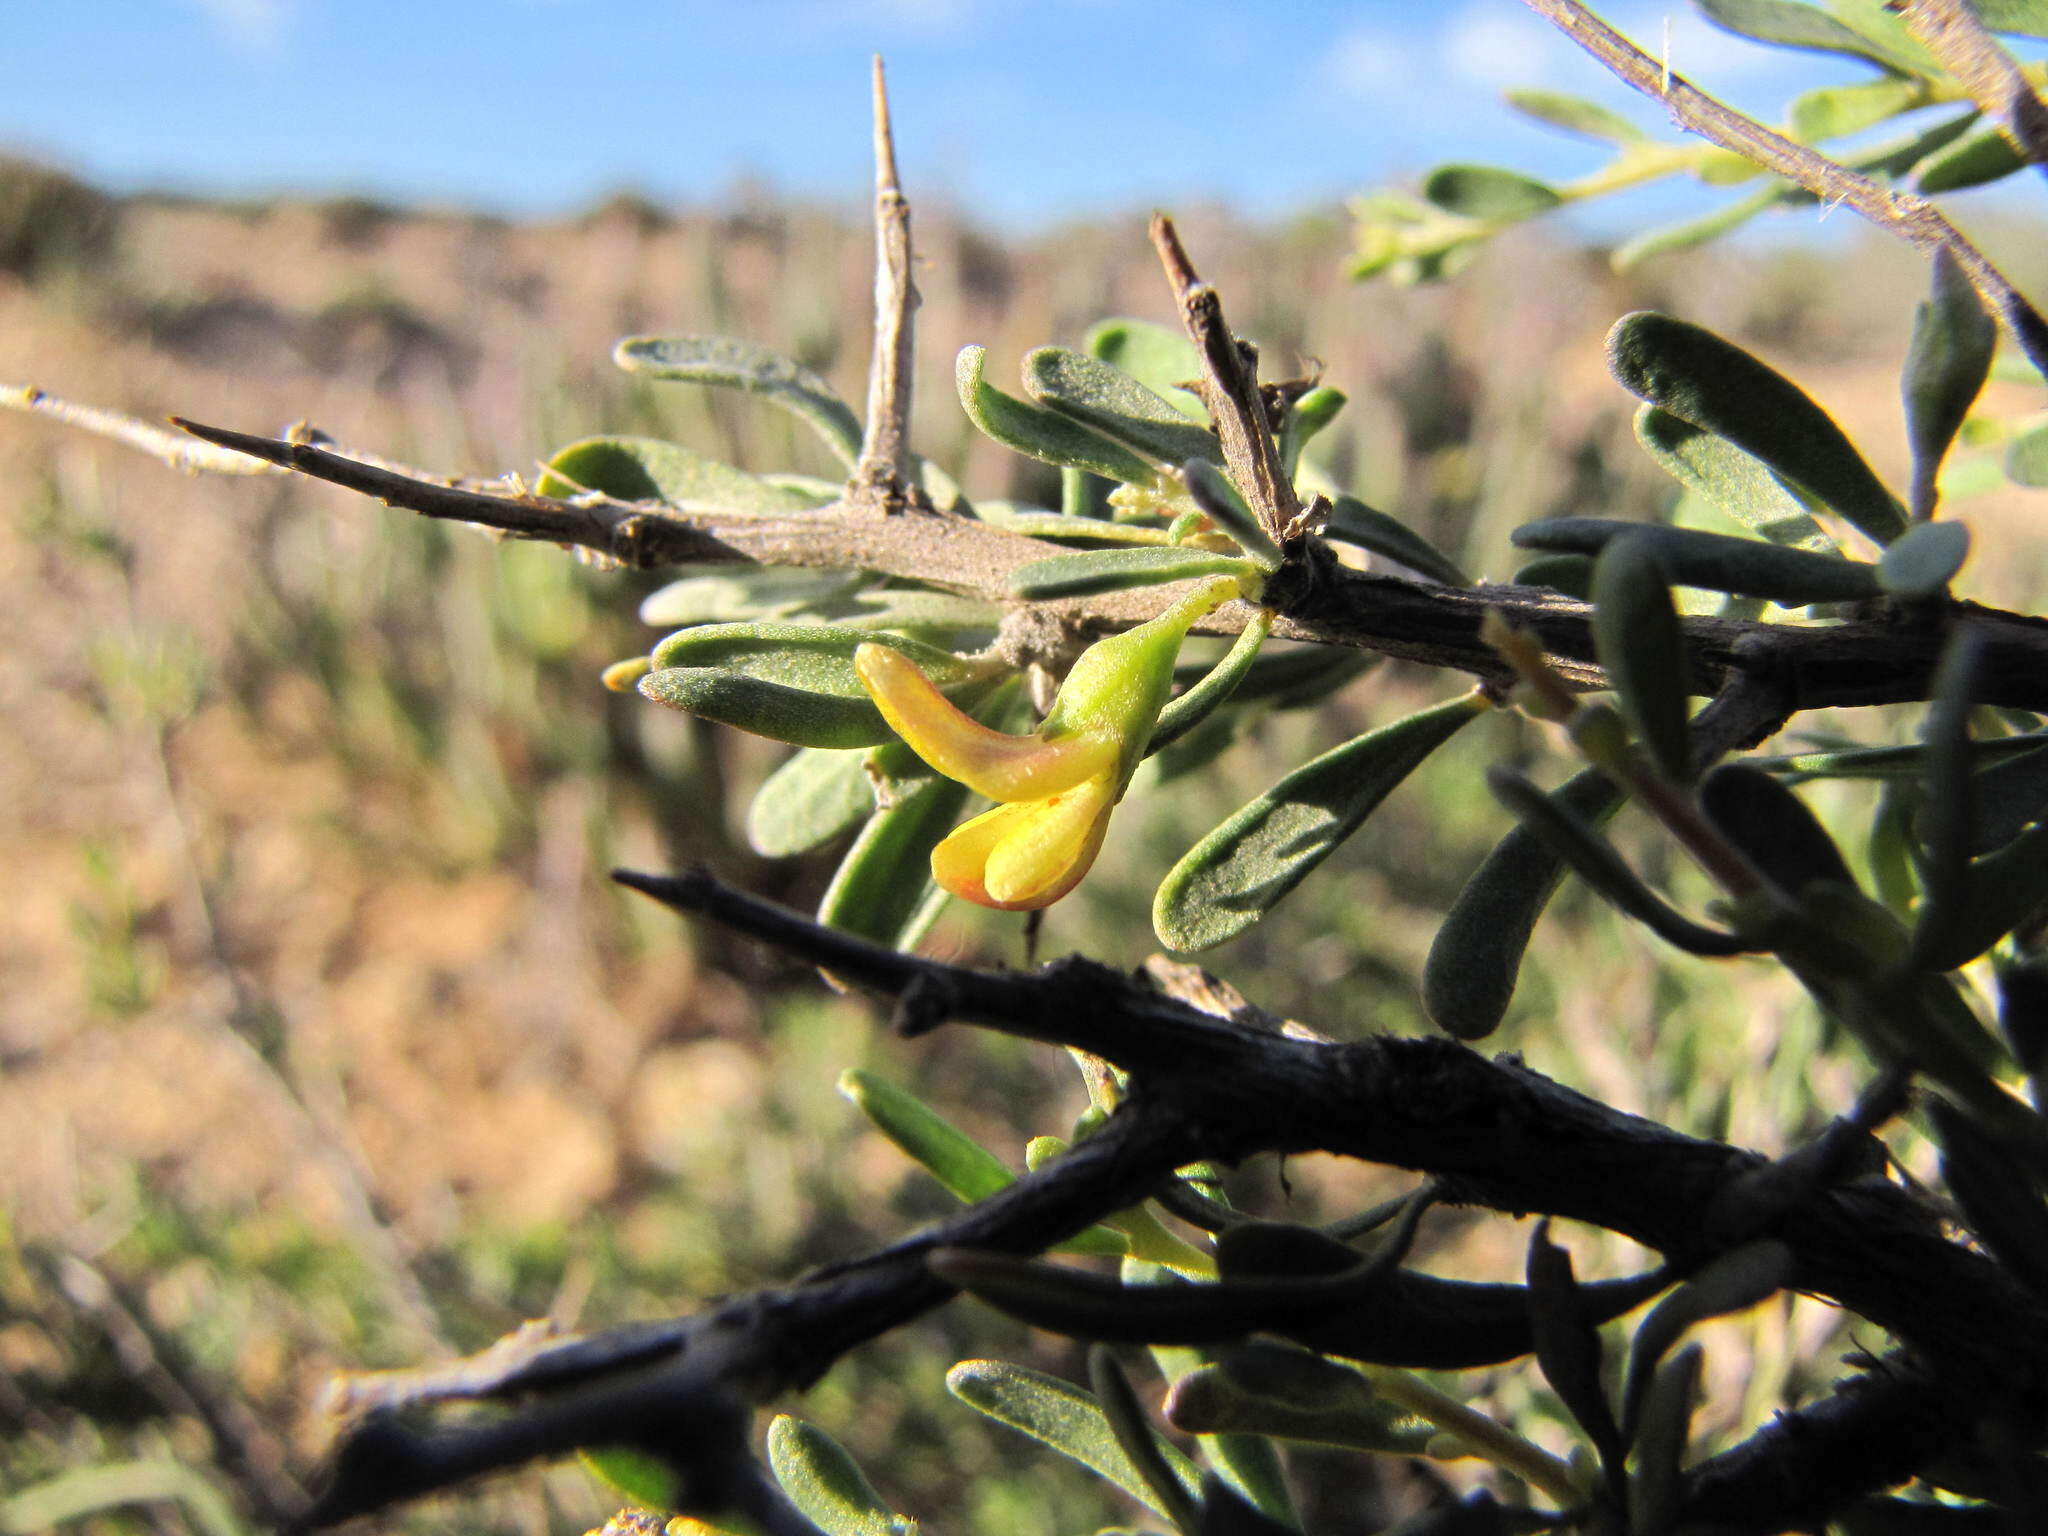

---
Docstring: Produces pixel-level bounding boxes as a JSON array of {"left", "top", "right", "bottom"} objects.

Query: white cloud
[
  {"left": 1440, "top": 2, "right": 1582, "bottom": 92},
  {"left": 1322, "top": 26, "right": 1421, "bottom": 102},
  {"left": 185, "top": 0, "right": 295, "bottom": 54},
  {"left": 1599, "top": 4, "right": 1818, "bottom": 86}
]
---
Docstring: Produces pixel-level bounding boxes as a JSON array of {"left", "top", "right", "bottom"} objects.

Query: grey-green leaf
[
  {"left": 1324, "top": 496, "right": 1469, "bottom": 585},
  {"left": 1627, "top": 1344, "right": 1703, "bottom": 1536},
  {"left": 1876, "top": 518, "right": 1970, "bottom": 598},
  {"left": 613, "top": 335, "right": 864, "bottom": 468},
  {"left": 1916, "top": 122, "right": 2028, "bottom": 194},
  {"left": 537, "top": 435, "right": 823, "bottom": 514},
  {"left": 1611, "top": 185, "right": 1784, "bottom": 270},
  {"left": 749, "top": 748, "right": 877, "bottom": 857},
  {"left": 650, "top": 623, "right": 974, "bottom": 690},
  {"left": 1607, "top": 312, "right": 1905, "bottom": 545},
  {"left": 839, "top": 1069, "right": 1014, "bottom": 1203},
  {"left": 1970, "top": 738, "right": 2048, "bottom": 854},
  {"left": 1512, "top": 518, "right": 1880, "bottom": 603},
  {"left": 1504, "top": 88, "right": 1647, "bottom": 144},
  {"left": 1084, "top": 318, "right": 1208, "bottom": 421},
  {"left": 1486, "top": 766, "right": 1750, "bottom": 955},
  {"left": 1421, "top": 164, "right": 1564, "bottom": 221},
  {"left": 1695, "top": 0, "right": 1933, "bottom": 75},
  {"left": 817, "top": 772, "right": 970, "bottom": 948},
  {"left": 1591, "top": 533, "right": 1696, "bottom": 783},
  {"left": 1163, "top": 1348, "right": 1434, "bottom": 1455},
  {"left": 1424, "top": 768, "right": 1625, "bottom": 1040},
  {"left": 1789, "top": 76, "right": 1926, "bottom": 141},
  {"left": 766, "top": 1416, "right": 918, "bottom": 1536},
  {"left": 1619, "top": 1240, "right": 1791, "bottom": 1438},
  {"left": 1183, "top": 460, "right": 1283, "bottom": 572},
  {"left": 1972, "top": 0, "right": 2048, "bottom": 38},
  {"left": 1154, "top": 694, "right": 1487, "bottom": 952},
  {"left": 946, "top": 1360, "right": 1199, "bottom": 1520},
  {"left": 1148, "top": 610, "right": 1275, "bottom": 757},
  {"left": 1008, "top": 546, "right": 1260, "bottom": 600},
  {"left": 957, "top": 345, "right": 1159, "bottom": 486},
  {"left": 640, "top": 565, "right": 867, "bottom": 628},
  {"left": 640, "top": 670, "right": 894, "bottom": 749},
  {"left": 1634, "top": 406, "right": 1840, "bottom": 553},
  {"left": 1025, "top": 347, "right": 1219, "bottom": 471},
  {"left": 1904, "top": 248, "right": 1997, "bottom": 521}
]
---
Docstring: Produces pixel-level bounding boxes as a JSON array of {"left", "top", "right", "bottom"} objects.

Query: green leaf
[
  {"left": 639, "top": 566, "right": 866, "bottom": 628},
  {"left": 579, "top": 1447, "right": 681, "bottom": 1513},
  {"left": 0, "top": 1461, "right": 251, "bottom": 1536},
  {"left": 1695, "top": 0, "right": 1933, "bottom": 75},
  {"left": 1634, "top": 407, "right": 1840, "bottom": 553},
  {"left": 1147, "top": 609, "right": 1275, "bottom": 756},
  {"left": 536, "top": 435, "right": 822, "bottom": 514},
  {"left": 1512, "top": 518, "right": 1880, "bottom": 603},
  {"left": 1912, "top": 630, "right": 1985, "bottom": 969},
  {"left": 1930, "top": 1096, "right": 2048, "bottom": 1301},
  {"left": 766, "top": 1416, "right": 918, "bottom": 1536},
  {"left": 1619, "top": 1240, "right": 1791, "bottom": 1438},
  {"left": 1611, "top": 185, "right": 1784, "bottom": 270},
  {"left": 1084, "top": 318, "right": 1208, "bottom": 421},
  {"left": 1970, "top": 737, "right": 2048, "bottom": 854},
  {"left": 748, "top": 748, "right": 876, "bottom": 857},
  {"left": 650, "top": 623, "right": 976, "bottom": 689},
  {"left": 1525, "top": 1224, "right": 1622, "bottom": 1468},
  {"left": 816, "top": 770, "right": 969, "bottom": 946},
  {"left": 1789, "top": 75, "right": 1926, "bottom": 141},
  {"left": 1324, "top": 496, "right": 1469, "bottom": 585},
  {"left": 1915, "top": 815, "right": 2048, "bottom": 971},
  {"left": 639, "top": 669, "right": 896, "bottom": 749},
  {"left": 1024, "top": 347, "right": 1220, "bottom": 471},
  {"left": 1876, "top": 519, "right": 1970, "bottom": 597},
  {"left": 1511, "top": 554, "right": 1595, "bottom": 598},
  {"left": 1915, "top": 121, "right": 2028, "bottom": 194},
  {"left": 1163, "top": 1346, "right": 1434, "bottom": 1455},
  {"left": 1627, "top": 1344, "right": 1702, "bottom": 1536},
  {"left": 2005, "top": 417, "right": 2048, "bottom": 486},
  {"left": 612, "top": 335, "right": 864, "bottom": 467},
  {"left": 1972, "top": 0, "right": 2048, "bottom": 38},
  {"left": 1421, "top": 164, "right": 1564, "bottom": 221},
  {"left": 1904, "top": 248, "right": 1997, "bottom": 522},
  {"left": 1504, "top": 88, "right": 1646, "bottom": 144},
  {"left": 1607, "top": 312, "right": 1906, "bottom": 545},
  {"left": 839, "top": 1068, "right": 1014, "bottom": 1203},
  {"left": 1183, "top": 459, "right": 1284, "bottom": 572},
  {"left": 1486, "top": 766, "right": 1750, "bottom": 955},
  {"left": 1088, "top": 1350, "right": 1202, "bottom": 1536},
  {"left": 1007, "top": 546, "right": 1261, "bottom": 600},
  {"left": 946, "top": 1360, "right": 1200, "bottom": 1520},
  {"left": 957, "top": 345, "right": 1160, "bottom": 486},
  {"left": 1591, "top": 533, "right": 1695, "bottom": 783},
  {"left": 1699, "top": 765, "right": 1857, "bottom": 897},
  {"left": 1154, "top": 693, "right": 1487, "bottom": 952},
  {"left": 1424, "top": 768, "right": 1625, "bottom": 1040}
]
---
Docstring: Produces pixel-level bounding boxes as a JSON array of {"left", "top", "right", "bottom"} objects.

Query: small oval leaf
[
  {"left": 1591, "top": 532, "right": 1695, "bottom": 783},
  {"left": 1324, "top": 496, "right": 1469, "bottom": 585},
  {"left": 1504, "top": 88, "right": 1646, "bottom": 144},
  {"left": 765, "top": 1416, "right": 917, "bottom": 1536},
  {"left": 748, "top": 748, "right": 877, "bottom": 857},
  {"left": 957, "top": 345, "right": 1159, "bottom": 486},
  {"left": 1155, "top": 693, "right": 1488, "bottom": 952},
  {"left": 640, "top": 669, "right": 893, "bottom": 749},
  {"left": 1916, "top": 122, "right": 2029, "bottom": 194},
  {"left": 612, "top": 335, "right": 865, "bottom": 468},
  {"left": 1421, "top": 164, "right": 1564, "bottom": 221},
  {"left": 1903, "top": 247, "right": 1997, "bottom": 521},
  {"left": 1424, "top": 768, "right": 1625, "bottom": 1040},
  {"left": 1183, "top": 459, "right": 1283, "bottom": 572},
  {"left": 1512, "top": 517, "right": 1880, "bottom": 604},
  {"left": 1025, "top": 347, "right": 1219, "bottom": 471},
  {"left": 1634, "top": 407, "right": 1840, "bottom": 554},
  {"left": 1008, "top": 546, "right": 1260, "bottom": 600},
  {"left": 537, "top": 435, "right": 822, "bottom": 514},
  {"left": 1877, "top": 518, "right": 1970, "bottom": 598},
  {"left": 1607, "top": 312, "right": 1905, "bottom": 545}
]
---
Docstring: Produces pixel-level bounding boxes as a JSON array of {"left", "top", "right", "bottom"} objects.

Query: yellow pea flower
[{"left": 855, "top": 576, "right": 1242, "bottom": 910}]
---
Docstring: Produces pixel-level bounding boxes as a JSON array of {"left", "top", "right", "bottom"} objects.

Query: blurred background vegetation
[{"left": 3, "top": 146, "right": 2047, "bottom": 1533}]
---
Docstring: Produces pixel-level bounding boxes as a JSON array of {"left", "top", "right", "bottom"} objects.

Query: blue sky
[{"left": 5, "top": 2, "right": 1847, "bottom": 231}]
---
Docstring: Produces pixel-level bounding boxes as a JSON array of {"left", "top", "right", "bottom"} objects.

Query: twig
[
  {"left": 1521, "top": 0, "right": 2048, "bottom": 377},
  {"left": 289, "top": 866, "right": 2048, "bottom": 1531},
  {"left": 3, "top": 384, "right": 284, "bottom": 475},
  {"left": 1149, "top": 215, "right": 1304, "bottom": 542},
  {"left": 852, "top": 56, "right": 927, "bottom": 512},
  {"left": 1896, "top": 0, "right": 2048, "bottom": 182},
  {"left": 162, "top": 417, "right": 2048, "bottom": 715}
]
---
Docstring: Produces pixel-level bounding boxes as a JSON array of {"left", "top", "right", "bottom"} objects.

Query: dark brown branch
[
  {"left": 1150, "top": 214, "right": 1304, "bottom": 542},
  {"left": 1521, "top": 0, "right": 2048, "bottom": 377},
  {"left": 167, "top": 417, "right": 2048, "bottom": 716},
  {"left": 296, "top": 868, "right": 2048, "bottom": 1531}
]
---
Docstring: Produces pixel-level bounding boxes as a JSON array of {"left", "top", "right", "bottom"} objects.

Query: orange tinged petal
[
  {"left": 931, "top": 772, "right": 1116, "bottom": 911},
  {"left": 855, "top": 641, "right": 1114, "bottom": 800}
]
